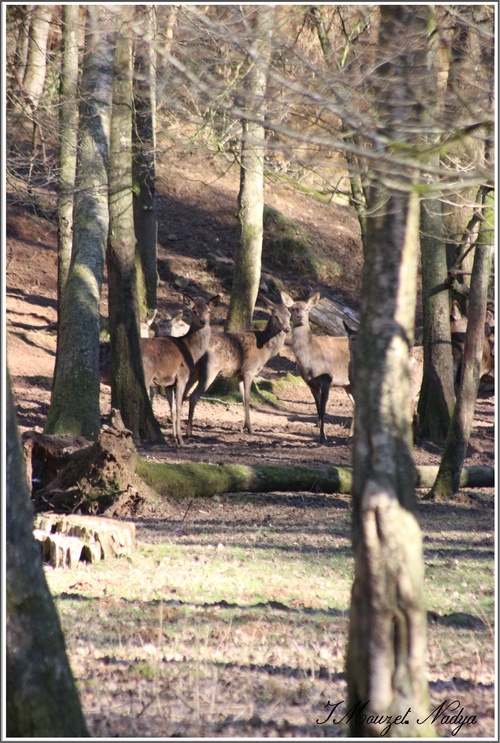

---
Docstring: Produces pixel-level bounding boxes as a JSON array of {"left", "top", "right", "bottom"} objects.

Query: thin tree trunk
[
  {"left": 107, "top": 7, "right": 164, "bottom": 444},
  {"left": 429, "top": 190, "right": 494, "bottom": 499},
  {"left": 418, "top": 197, "right": 456, "bottom": 442},
  {"left": 45, "top": 7, "right": 117, "bottom": 440},
  {"left": 6, "top": 372, "right": 89, "bottom": 737},
  {"left": 132, "top": 5, "right": 158, "bottom": 316},
  {"left": 226, "top": 6, "right": 275, "bottom": 330},
  {"left": 57, "top": 4, "right": 80, "bottom": 316},
  {"left": 20, "top": 4, "right": 53, "bottom": 114},
  {"left": 416, "top": 6, "right": 456, "bottom": 444}
]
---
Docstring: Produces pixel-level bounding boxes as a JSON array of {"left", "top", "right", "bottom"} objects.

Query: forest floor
[{"left": 5, "top": 145, "right": 496, "bottom": 738}]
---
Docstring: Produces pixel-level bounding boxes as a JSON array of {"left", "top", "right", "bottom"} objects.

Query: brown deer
[
  {"left": 141, "top": 293, "right": 220, "bottom": 445},
  {"left": 156, "top": 308, "right": 190, "bottom": 338},
  {"left": 284, "top": 291, "right": 353, "bottom": 444},
  {"left": 450, "top": 300, "right": 495, "bottom": 388},
  {"left": 186, "top": 293, "right": 291, "bottom": 438}
]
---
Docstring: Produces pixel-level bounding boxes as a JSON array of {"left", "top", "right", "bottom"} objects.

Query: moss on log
[{"left": 136, "top": 459, "right": 353, "bottom": 499}]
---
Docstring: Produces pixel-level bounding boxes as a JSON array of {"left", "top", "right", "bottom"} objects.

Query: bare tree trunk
[
  {"left": 226, "top": 5, "right": 275, "bottom": 330},
  {"left": 107, "top": 7, "right": 164, "bottom": 444},
  {"left": 429, "top": 190, "right": 494, "bottom": 499},
  {"left": 6, "top": 372, "right": 89, "bottom": 737},
  {"left": 132, "top": 5, "right": 158, "bottom": 316},
  {"left": 416, "top": 6, "right": 456, "bottom": 443},
  {"left": 417, "top": 196, "right": 456, "bottom": 442},
  {"left": 20, "top": 4, "right": 53, "bottom": 114},
  {"left": 57, "top": 4, "right": 80, "bottom": 315},
  {"left": 346, "top": 6, "right": 433, "bottom": 736},
  {"left": 45, "top": 7, "right": 117, "bottom": 440}
]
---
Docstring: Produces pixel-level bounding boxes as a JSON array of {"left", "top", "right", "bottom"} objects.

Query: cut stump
[{"left": 33, "top": 513, "right": 136, "bottom": 568}]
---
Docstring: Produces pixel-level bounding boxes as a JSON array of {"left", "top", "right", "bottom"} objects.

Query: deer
[
  {"left": 343, "top": 321, "right": 424, "bottom": 438},
  {"left": 141, "top": 293, "right": 220, "bottom": 445},
  {"left": 450, "top": 300, "right": 495, "bottom": 389},
  {"left": 185, "top": 293, "right": 291, "bottom": 438},
  {"left": 156, "top": 308, "right": 190, "bottom": 338},
  {"left": 283, "top": 291, "right": 353, "bottom": 444}
]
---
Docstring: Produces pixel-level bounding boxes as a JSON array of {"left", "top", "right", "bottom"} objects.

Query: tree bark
[
  {"left": 132, "top": 5, "right": 158, "bottom": 316},
  {"left": 346, "top": 6, "right": 433, "bottom": 736},
  {"left": 6, "top": 372, "right": 89, "bottom": 737},
  {"left": 417, "top": 196, "right": 456, "bottom": 442},
  {"left": 416, "top": 6, "right": 456, "bottom": 444},
  {"left": 226, "top": 6, "right": 275, "bottom": 330},
  {"left": 20, "top": 4, "right": 53, "bottom": 114},
  {"left": 107, "top": 7, "right": 164, "bottom": 444},
  {"left": 429, "top": 190, "right": 494, "bottom": 499},
  {"left": 57, "top": 4, "right": 80, "bottom": 315},
  {"left": 45, "top": 7, "right": 117, "bottom": 440}
]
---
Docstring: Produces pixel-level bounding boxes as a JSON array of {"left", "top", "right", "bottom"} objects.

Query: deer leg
[
  {"left": 174, "top": 381, "right": 185, "bottom": 446},
  {"left": 186, "top": 357, "right": 219, "bottom": 439},
  {"left": 346, "top": 391, "right": 355, "bottom": 437},
  {"left": 318, "top": 375, "right": 331, "bottom": 444},
  {"left": 240, "top": 376, "right": 253, "bottom": 433}
]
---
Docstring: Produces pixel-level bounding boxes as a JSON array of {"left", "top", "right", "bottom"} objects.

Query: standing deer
[
  {"left": 186, "top": 293, "right": 291, "bottom": 438},
  {"left": 141, "top": 293, "right": 220, "bottom": 445},
  {"left": 284, "top": 291, "right": 353, "bottom": 444}
]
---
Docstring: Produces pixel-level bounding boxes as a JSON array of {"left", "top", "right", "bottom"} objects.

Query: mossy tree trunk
[
  {"left": 346, "top": 6, "right": 433, "bottom": 736},
  {"left": 226, "top": 5, "right": 275, "bottom": 331},
  {"left": 6, "top": 372, "right": 89, "bottom": 737},
  {"left": 429, "top": 191, "right": 494, "bottom": 499},
  {"left": 132, "top": 5, "right": 158, "bottom": 317},
  {"left": 57, "top": 4, "right": 80, "bottom": 315},
  {"left": 107, "top": 8, "right": 164, "bottom": 444},
  {"left": 45, "top": 6, "right": 118, "bottom": 440}
]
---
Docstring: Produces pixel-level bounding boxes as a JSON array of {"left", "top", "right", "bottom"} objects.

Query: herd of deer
[{"left": 100, "top": 292, "right": 495, "bottom": 446}]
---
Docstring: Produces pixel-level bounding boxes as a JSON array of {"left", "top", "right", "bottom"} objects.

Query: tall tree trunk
[
  {"left": 6, "top": 372, "right": 89, "bottom": 737},
  {"left": 57, "top": 4, "right": 80, "bottom": 316},
  {"left": 20, "top": 4, "right": 53, "bottom": 114},
  {"left": 417, "top": 197, "right": 456, "bottom": 442},
  {"left": 107, "top": 7, "right": 165, "bottom": 444},
  {"left": 226, "top": 5, "right": 275, "bottom": 331},
  {"left": 132, "top": 5, "right": 158, "bottom": 317},
  {"left": 429, "top": 190, "right": 494, "bottom": 499},
  {"left": 45, "top": 7, "right": 117, "bottom": 440},
  {"left": 346, "top": 6, "right": 433, "bottom": 736},
  {"left": 416, "top": 5, "right": 456, "bottom": 443}
]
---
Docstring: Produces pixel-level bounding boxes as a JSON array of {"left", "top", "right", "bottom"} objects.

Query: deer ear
[
  {"left": 308, "top": 291, "right": 321, "bottom": 306},
  {"left": 280, "top": 291, "right": 294, "bottom": 308},
  {"left": 183, "top": 293, "right": 195, "bottom": 309},
  {"left": 209, "top": 294, "right": 221, "bottom": 307},
  {"left": 260, "top": 295, "right": 275, "bottom": 310}
]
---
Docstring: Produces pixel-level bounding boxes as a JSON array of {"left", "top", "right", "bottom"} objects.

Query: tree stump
[{"left": 34, "top": 513, "right": 136, "bottom": 568}]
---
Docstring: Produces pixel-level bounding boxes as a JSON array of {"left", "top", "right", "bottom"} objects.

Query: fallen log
[
  {"left": 24, "top": 423, "right": 494, "bottom": 516},
  {"left": 136, "top": 459, "right": 354, "bottom": 499}
]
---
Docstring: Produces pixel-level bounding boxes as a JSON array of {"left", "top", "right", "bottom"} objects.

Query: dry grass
[{"left": 43, "top": 492, "right": 495, "bottom": 738}]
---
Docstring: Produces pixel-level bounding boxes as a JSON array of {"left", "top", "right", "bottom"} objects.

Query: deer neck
[
  {"left": 184, "top": 325, "right": 211, "bottom": 364},
  {"left": 255, "top": 319, "right": 285, "bottom": 353},
  {"left": 291, "top": 323, "right": 312, "bottom": 363}
]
